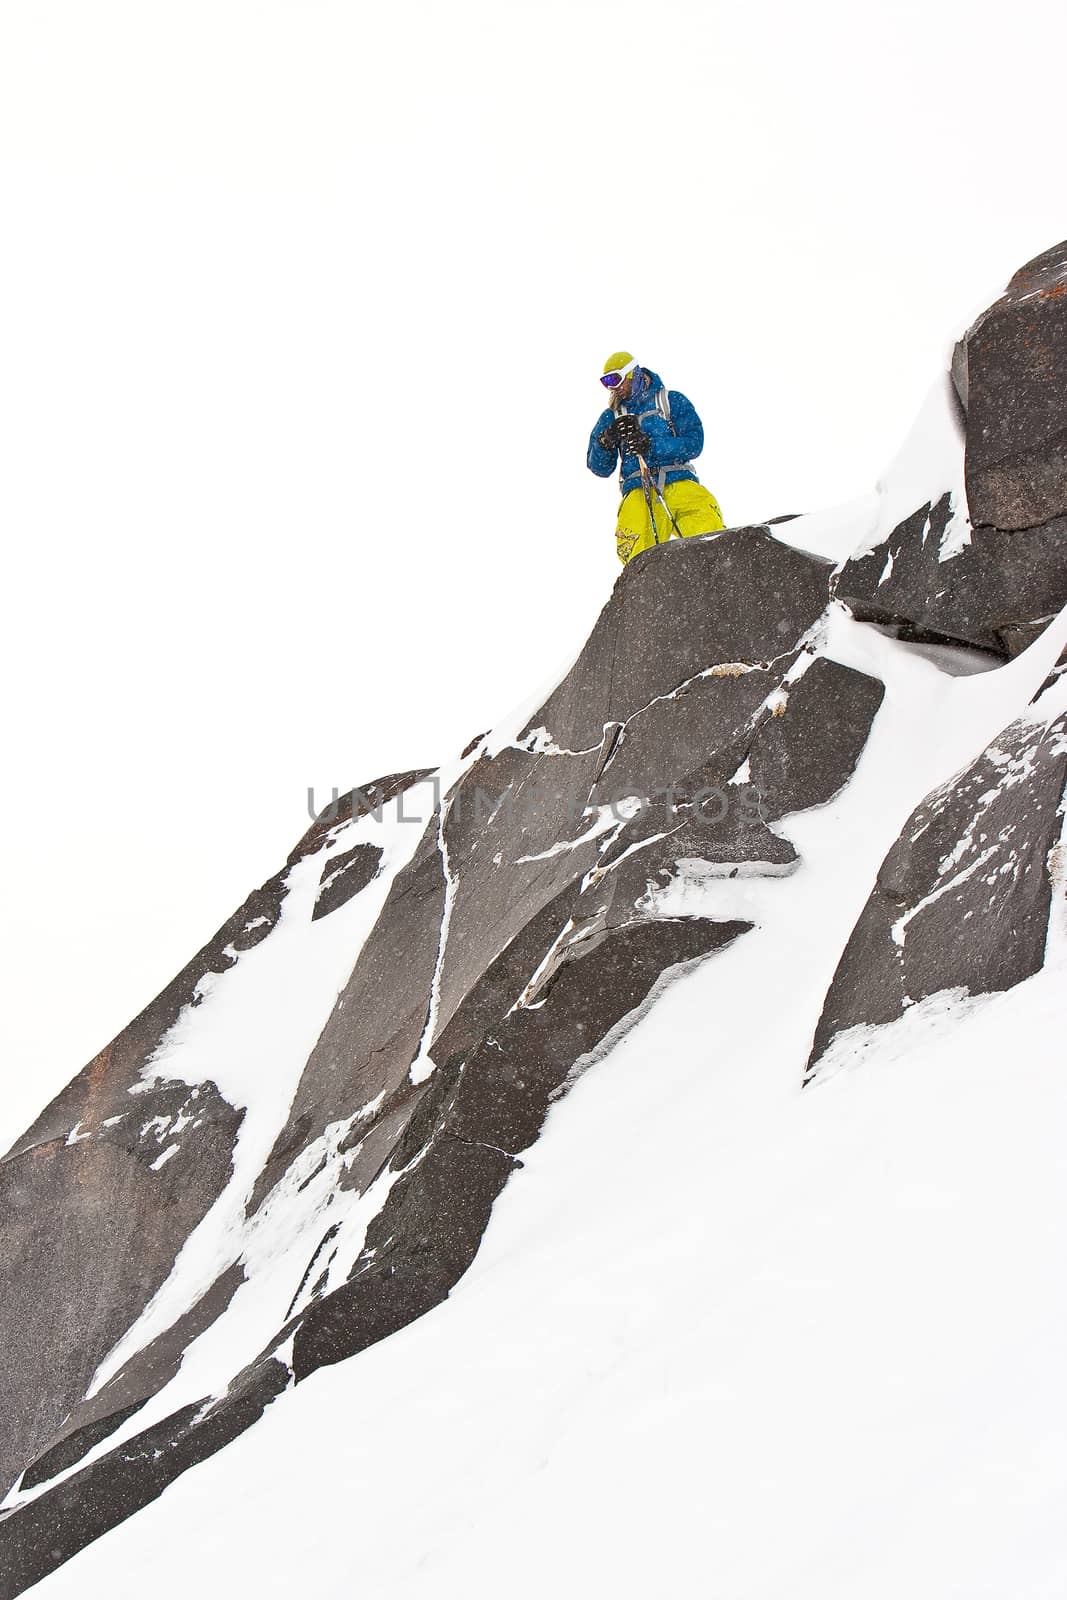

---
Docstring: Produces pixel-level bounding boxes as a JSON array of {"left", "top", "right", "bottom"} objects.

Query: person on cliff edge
[{"left": 587, "top": 352, "right": 725, "bottom": 564}]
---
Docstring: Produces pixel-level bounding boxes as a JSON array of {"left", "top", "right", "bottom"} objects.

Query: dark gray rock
[
  {"left": 523, "top": 526, "right": 834, "bottom": 751},
  {"left": 251, "top": 551, "right": 845, "bottom": 1224},
  {"left": 839, "top": 240, "right": 1067, "bottom": 659},
  {"left": 294, "top": 769, "right": 435, "bottom": 859},
  {"left": 0, "top": 767, "right": 433, "bottom": 1505},
  {"left": 0, "top": 1355, "right": 291, "bottom": 1600},
  {"left": 292, "top": 1101, "right": 517, "bottom": 1378},
  {"left": 0, "top": 526, "right": 885, "bottom": 1587},
  {"left": 446, "top": 917, "right": 751, "bottom": 1155},
  {"left": 247, "top": 528, "right": 882, "bottom": 1410},
  {"left": 953, "top": 239, "right": 1067, "bottom": 532},
  {"left": 0, "top": 1076, "right": 242, "bottom": 1502},
  {"left": 431, "top": 878, "right": 587, "bottom": 1068},
  {"left": 576, "top": 785, "right": 798, "bottom": 940},
  {"left": 747, "top": 659, "right": 886, "bottom": 821},
  {"left": 806, "top": 699, "right": 1067, "bottom": 1082},
  {"left": 18, "top": 1260, "right": 247, "bottom": 1492},
  {"left": 249, "top": 813, "right": 448, "bottom": 1212},
  {"left": 291, "top": 914, "right": 748, "bottom": 1381},
  {"left": 433, "top": 739, "right": 610, "bottom": 1042},
  {"left": 312, "top": 841, "right": 383, "bottom": 920},
  {"left": 19, "top": 1402, "right": 146, "bottom": 1495},
  {"left": 836, "top": 493, "right": 1067, "bottom": 658},
  {"left": 585, "top": 660, "right": 782, "bottom": 807}
]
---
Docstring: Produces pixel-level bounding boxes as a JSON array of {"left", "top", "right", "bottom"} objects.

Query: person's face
[{"left": 615, "top": 373, "right": 634, "bottom": 403}]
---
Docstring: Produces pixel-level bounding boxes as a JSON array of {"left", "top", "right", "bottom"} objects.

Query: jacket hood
[{"left": 625, "top": 367, "right": 664, "bottom": 408}]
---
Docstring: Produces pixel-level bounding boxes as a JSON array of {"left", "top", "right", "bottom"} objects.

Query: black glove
[
  {"left": 615, "top": 414, "right": 652, "bottom": 458},
  {"left": 597, "top": 418, "right": 620, "bottom": 453}
]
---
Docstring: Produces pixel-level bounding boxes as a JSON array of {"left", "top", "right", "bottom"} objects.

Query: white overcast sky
[{"left": 1, "top": 0, "right": 1065, "bottom": 1143}]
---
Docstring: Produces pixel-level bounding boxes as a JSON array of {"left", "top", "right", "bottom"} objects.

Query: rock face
[
  {"left": 5, "top": 243, "right": 1067, "bottom": 1599},
  {"left": 838, "top": 494, "right": 1067, "bottom": 658},
  {"left": 837, "top": 240, "right": 1067, "bottom": 659},
  {"left": 0, "top": 526, "right": 884, "bottom": 1597},
  {"left": 806, "top": 682, "right": 1067, "bottom": 1082},
  {"left": 0, "top": 772, "right": 424, "bottom": 1543},
  {"left": 953, "top": 239, "right": 1067, "bottom": 532}
]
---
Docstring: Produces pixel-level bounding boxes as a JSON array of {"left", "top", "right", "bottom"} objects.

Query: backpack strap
[{"left": 622, "top": 387, "right": 689, "bottom": 492}]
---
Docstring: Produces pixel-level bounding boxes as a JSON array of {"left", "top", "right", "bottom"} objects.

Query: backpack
[{"left": 622, "top": 385, "right": 683, "bottom": 490}]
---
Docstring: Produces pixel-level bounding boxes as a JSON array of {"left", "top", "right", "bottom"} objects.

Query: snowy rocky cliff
[{"left": 2, "top": 242, "right": 1066, "bottom": 1598}]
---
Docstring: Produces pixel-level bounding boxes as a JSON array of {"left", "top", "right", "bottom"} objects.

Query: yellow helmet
[{"left": 600, "top": 351, "right": 638, "bottom": 389}]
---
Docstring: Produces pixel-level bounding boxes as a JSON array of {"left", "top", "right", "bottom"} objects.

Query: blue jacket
[{"left": 586, "top": 367, "right": 703, "bottom": 496}]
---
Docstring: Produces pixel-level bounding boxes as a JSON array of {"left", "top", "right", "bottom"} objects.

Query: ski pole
[
  {"left": 637, "top": 452, "right": 684, "bottom": 541},
  {"left": 637, "top": 457, "right": 661, "bottom": 544}
]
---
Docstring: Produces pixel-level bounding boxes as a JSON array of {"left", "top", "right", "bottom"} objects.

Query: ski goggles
[{"left": 600, "top": 357, "right": 639, "bottom": 389}]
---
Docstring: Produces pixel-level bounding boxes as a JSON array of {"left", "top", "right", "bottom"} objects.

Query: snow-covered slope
[
  {"left": 3, "top": 242, "right": 1066, "bottom": 1598},
  {"left": 28, "top": 542, "right": 1067, "bottom": 1600}
]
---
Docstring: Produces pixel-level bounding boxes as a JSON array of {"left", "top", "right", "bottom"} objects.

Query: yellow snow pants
[{"left": 615, "top": 478, "right": 725, "bottom": 564}]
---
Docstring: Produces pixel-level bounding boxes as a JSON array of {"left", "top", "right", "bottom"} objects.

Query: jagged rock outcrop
[
  {"left": 838, "top": 493, "right": 1067, "bottom": 659},
  {"left": 0, "top": 772, "right": 423, "bottom": 1518},
  {"left": 5, "top": 242, "right": 1067, "bottom": 1600},
  {"left": 953, "top": 240, "right": 1067, "bottom": 532},
  {"left": 0, "top": 526, "right": 884, "bottom": 1597},
  {"left": 836, "top": 240, "right": 1067, "bottom": 658},
  {"left": 806, "top": 675, "right": 1067, "bottom": 1082}
]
